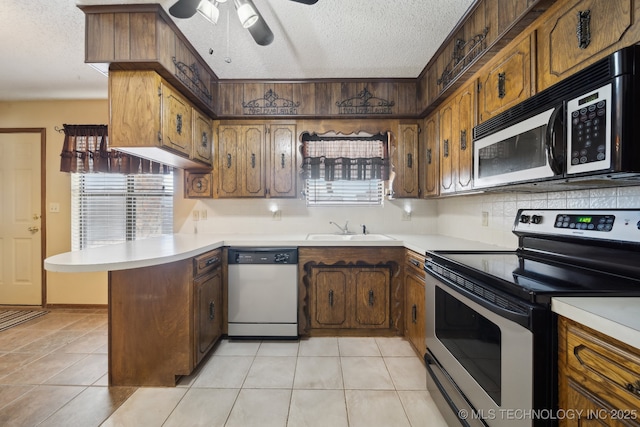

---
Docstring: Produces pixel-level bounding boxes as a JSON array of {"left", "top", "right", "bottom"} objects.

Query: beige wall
[{"left": 0, "top": 100, "right": 109, "bottom": 305}]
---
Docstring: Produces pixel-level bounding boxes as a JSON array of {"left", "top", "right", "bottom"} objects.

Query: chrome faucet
[{"left": 329, "top": 220, "right": 350, "bottom": 234}]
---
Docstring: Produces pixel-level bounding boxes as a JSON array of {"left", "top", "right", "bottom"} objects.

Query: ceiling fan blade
[
  {"left": 288, "top": 0, "right": 319, "bottom": 4},
  {"left": 168, "top": 0, "right": 201, "bottom": 18},
  {"left": 245, "top": 0, "right": 274, "bottom": 46}
]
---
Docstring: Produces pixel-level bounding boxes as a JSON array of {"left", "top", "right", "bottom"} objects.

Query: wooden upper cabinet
[
  {"left": 268, "top": 124, "right": 297, "bottom": 198},
  {"left": 438, "top": 81, "right": 475, "bottom": 194},
  {"left": 161, "top": 81, "right": 192, "bottom": 157},
  {"left": 393, "top": 123, "right": 420, "bottom": 198},
  {"left": 477, "top": 34, "right": 533, "bottom": 123},
  {"left": 216, "top": 124, "right": 265, "bottom": 198},
  {"left": 421, "top": 112, "right": 439, "bottom": 198},
  {"left": 192, "top": 110, "right": 213, "bottom": 165},
  {"left": 537, "top": 0, "right": 639, "bottom": 91},
  {"left": 438, "top": 99, "right": 456, "bottom": 195},
  {"left": 455, "top": 83, "right": 474, "bottom": 192}
]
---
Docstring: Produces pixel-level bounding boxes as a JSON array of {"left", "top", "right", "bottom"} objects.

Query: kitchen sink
[{"left": 305, "top": 233, "right": 395, "bottom": 241}]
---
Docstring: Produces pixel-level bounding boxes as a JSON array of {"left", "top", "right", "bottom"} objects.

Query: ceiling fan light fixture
[
  {"left": 197, "top": 0, "right": 219, "bottom": 24},
  {"left": 234, "top": 0, "right": 259, "bottom": 28}
]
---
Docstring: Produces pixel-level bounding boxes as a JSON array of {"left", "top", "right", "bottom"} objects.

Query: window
[
  {"left": 71, "top": 173, "right": 173, "bottom": 250},
  {"left": 302, "top": 133, "right": 389, "bottom": 206}
]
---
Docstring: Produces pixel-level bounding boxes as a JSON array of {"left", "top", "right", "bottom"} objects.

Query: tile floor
[{"left": 0, "top": 309, "right": 449, "bottom": 426}]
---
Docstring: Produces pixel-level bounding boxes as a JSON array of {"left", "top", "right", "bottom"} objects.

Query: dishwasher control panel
[{"left": 228, "top": 248, "right": 298, "bottom": 264}]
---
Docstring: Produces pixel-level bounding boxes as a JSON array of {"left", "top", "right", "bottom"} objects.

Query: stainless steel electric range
[{"left": 424, "top": 209, "right": 640, "bottom": 427}]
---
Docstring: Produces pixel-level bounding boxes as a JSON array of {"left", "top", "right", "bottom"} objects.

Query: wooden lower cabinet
[
  {"left": 309, "top": 266, "right": 390, "bottom": 329},
  {"left": 558, "top": 316, "right": 640, "bottom": 426},
  {"left": 299, "top": 247, "right": 403, "bottom": 336},
  {"left": 404, "top": 250, "right": 426, "bottom": 357},
  {"left": 108, "top": 249, "right": 223, "bottom": 387}
]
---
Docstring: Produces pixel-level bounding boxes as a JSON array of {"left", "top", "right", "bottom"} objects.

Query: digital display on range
[
  {"left": 554, "top": 214, "right": 615, "bottom": 231},
  {"left": 578, "top": 92, "right": 599, "bottom": 105}
]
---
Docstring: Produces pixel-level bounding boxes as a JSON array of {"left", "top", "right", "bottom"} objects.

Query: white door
[{"left": 0, "top": 132, "right": 43, "bottom": 305}]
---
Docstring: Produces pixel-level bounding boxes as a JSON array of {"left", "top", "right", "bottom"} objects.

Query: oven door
[
  {"left": 473, "top": 106, "right": 563, "bottom": 189},
  {"left": 425, "top": 272, "right": 534, "bottom": 427}
]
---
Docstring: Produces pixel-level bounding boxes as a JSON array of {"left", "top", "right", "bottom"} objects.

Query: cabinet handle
[
  {"left": 407, "top": 153, "right": 413, "bottom": 168},
  {"left": 443, "top": 139, "right": 449, "bottom": 158},
  {"left": 209, "top": 301, "right": 215, "bottom": 320},
  {"left": 498, "top": 72, "right": 506, "bottom": 99},
  {"left": 281, "top": 153, "right": 285, "bottom": 168},
  {"left": 412, "top": 304, "right": 417, "bottom": 323},
  {"left": 460, "top": 130, "right": 467, "bottom": 151},
  {"left": 205, "top": 257, "right": 219, "bottom": 266},
  {"left": 176, "top": 113, "right": 183, "bottom": 135},
  {"left": 328, "top": 289, "right": 334, "bottom": 307},
  {"left": 368, "top": 290, "right": 374, "bottom": 306},
  {"left": 626, "top": 381, "right": 640, "bottom": 396},
  {"left": 427, "top": 148, "right": 432, "bottom": 165},
  {"left": 410, "top": 259, "right": 420, "bottom": 267},
  {"left": 577, "top": 10, "right": 591, "bottom": 49},
  {"left": 251, "top": 153, "right": 256, "bottom": 169},
  {"left": 226, "top": 153, "right": 232, "bottom": 168}
]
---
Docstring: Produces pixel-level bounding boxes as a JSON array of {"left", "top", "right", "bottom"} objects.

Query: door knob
[{"left": 28, "top": 226, "right": 39, "bottom": 233}]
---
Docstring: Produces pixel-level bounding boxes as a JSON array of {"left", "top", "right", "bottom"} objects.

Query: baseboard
[{"left": 44, "top": 303, "right": 108, "bottom": 310}]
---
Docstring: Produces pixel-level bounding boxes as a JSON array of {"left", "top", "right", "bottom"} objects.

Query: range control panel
[{"left": 513, "top": 209, "right": 640, "bottom": 243}]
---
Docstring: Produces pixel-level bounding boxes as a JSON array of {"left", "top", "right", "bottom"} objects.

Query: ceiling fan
[{"left": 168, "top": 0, "right": 319, "bottom": 46}]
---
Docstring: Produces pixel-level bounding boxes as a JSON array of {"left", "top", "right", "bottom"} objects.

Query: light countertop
[
  {"left": 44, "top": 233, "right": 509, "bottom": 273},
  {"left": 552, "top": 297, "right": 640, "bottom": 350}
]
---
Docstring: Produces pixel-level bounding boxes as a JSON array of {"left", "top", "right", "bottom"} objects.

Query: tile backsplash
[{"left": 436, "top": 186, "right": 640, "bottom": 248}]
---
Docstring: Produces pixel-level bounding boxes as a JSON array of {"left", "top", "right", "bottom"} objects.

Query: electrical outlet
[
  {"left": 193, "top": 210, "right": 199, "bottom": 221},
  {"left": 481, "top": 211, "right": 489, "bottom": 227},
  {"left": 49, "top": 202, "right": 60, "bottom": 213},
  {"left": 201, "top": 210, "right": 207, "bottom": 220},
  {"left": 272, "top": 210, "right": 282, "bottom": 221},
  {"left": 402, "top": 211, "right": 412, "bottom": 221}
]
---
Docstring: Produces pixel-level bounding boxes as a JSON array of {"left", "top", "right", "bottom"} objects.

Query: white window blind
[
  {"left": 71, "top": 173, "right": 173, "bottom": 250},
  {"left": 305, "top": 178, "right": 384, "bottom": 206}
]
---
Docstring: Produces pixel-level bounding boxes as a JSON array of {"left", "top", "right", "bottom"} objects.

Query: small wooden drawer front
[
  {"left": 405, "top": 251, "right": 425, "bottom": 276},
  {"left": 565, "top": 318, "right": 640, "bottom": 411},
  {"left": 194, "top": 249, "right": 222, "bottom": 277}
]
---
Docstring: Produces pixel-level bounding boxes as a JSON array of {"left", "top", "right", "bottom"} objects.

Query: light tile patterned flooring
[{"left": 0, "top": 309, "right": 448, "bottom": 426}]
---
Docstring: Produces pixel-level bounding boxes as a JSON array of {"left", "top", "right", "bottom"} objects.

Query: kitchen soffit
[{"left": 0, "top": 0, "right": 474, "bottom": 101}]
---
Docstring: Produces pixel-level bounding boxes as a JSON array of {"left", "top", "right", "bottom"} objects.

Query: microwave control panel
[{"left": 566, "top": 83, "right": 612, "bottom": 174}]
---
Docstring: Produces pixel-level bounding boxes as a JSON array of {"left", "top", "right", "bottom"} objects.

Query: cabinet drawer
[
  {"left": 405, "top": 251, "right": 425, "bottom": 277},
  {"left": 565, "top": 320, "right": 640, "bottom": 410},
  {"left": 194, "top": 249, "right": 222, "bottom": 277}
]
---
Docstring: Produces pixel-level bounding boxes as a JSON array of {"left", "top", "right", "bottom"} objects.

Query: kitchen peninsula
[{"left": 44, "top": 233, "right": 504, "bottom": 386}]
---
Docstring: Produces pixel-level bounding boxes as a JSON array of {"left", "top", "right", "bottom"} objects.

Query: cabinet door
[
  {"left": 455, "top": 83, "right": 475, "bottom": 192},
  {"left": 405, "top": 271, "right": 425, "bottom": 356},
  {"left": 422, "top": 112, "right": 439, "bottom": 198},
  {"left": 161, "top": 82, "right": 192, "bottom": 156},
  {"left": 394, "top": 123, "right": 420, "bottom": 198},
  {"left": 269, "top": 124, "right": 297, "bottom": 198},
  {"left": 312, "top": 268, "right": 348, "bottom": 328},
  {"left": 241, "top": 125, "right": 265, "bottom": 197},
  {"left": 217, "top": 125, "right": 241, "bottom": 197},
  {"left": 353, "top": 268, "right": 389, "bottom": 328},
  {"left": 184, "top": 171, "right": 213, "bottom": 199},
  {"left": 194, "top": 268, "right": 222, "bottom": 365},
  {"left": 439, "top": 99, "right": 456, "bottom": 194},
  {"left": 478, "top": 35, "right": 532, "bottom": 123},
  {"left": 192, "top": 109, "right": 213, "bottom": 165},
  {"left": 109, "top": 71, "right": 162, "bottom": 150},
  {"left": 537, "top": 0, "right": 637, "bottom": 91}
]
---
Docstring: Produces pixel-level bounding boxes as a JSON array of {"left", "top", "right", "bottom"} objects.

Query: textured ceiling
[{"left": 0, "top": 0, "right": 474, "bottom": 101}]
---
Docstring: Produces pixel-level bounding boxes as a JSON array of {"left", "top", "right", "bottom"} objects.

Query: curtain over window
[
  {"left": 302, "top": 133, "right": 389, "bottom": 206},
  {"left": 60, "top": 124, "right": 172, "bottom": 174}
]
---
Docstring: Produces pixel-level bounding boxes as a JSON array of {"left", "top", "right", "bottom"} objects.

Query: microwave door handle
[{"left": 545, "top": 104, "right": 564, "bottom": 175}]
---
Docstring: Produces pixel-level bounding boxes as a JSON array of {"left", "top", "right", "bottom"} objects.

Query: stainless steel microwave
[{"left": 473, "top": 45, "right": 640, "bottom": 190}]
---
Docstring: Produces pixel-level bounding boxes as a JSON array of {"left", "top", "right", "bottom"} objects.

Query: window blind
[
  {"left": 71, "top": 173, "right": 174, "bottom": 250},
  {"left": 305, "top": 178, "right": 384, "bottom": 206}
]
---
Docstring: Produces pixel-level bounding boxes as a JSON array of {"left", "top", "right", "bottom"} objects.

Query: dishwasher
[{"left": 227, "top": 247, "right": 298, "bottom": 338}]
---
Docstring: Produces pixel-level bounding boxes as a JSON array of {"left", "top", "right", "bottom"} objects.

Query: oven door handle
[{"left": 428, "top": 270, "right": 531, "bottom": 328}]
